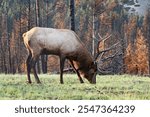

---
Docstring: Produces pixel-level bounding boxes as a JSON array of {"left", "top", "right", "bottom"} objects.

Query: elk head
[{"left": 82, "top": 61, "right": 97, "bottom": 84}]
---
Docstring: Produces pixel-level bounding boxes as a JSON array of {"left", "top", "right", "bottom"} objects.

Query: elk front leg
[
  {"left": 26, "top": 52, "right": 32, "bottom": 84},
  {"left": 69, "top": 60, "right": 84, "bottom": 83},
  {"left": 60, "top": 55, "right": 66, "bottom": 84}
]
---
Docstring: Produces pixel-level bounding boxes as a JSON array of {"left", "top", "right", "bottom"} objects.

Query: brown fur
[{"left": 23, "top": 27, "right": 97, "bottom": 84}]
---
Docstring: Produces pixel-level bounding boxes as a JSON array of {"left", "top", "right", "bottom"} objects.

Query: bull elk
[{"left": 22, "top": 27, "right": 97, "bottom": 84}]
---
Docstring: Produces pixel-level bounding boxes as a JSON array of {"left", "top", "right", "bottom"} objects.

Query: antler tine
[
  {"left": 98, "top": 33, "right": 112, "bottom": 42},
  {"left": 94, "top": 33, "right": 112, "bottom": 61}
]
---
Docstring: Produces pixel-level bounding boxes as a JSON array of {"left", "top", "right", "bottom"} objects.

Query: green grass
[{"left": 0, "top": 74, "right": 150, "bottom": 100}]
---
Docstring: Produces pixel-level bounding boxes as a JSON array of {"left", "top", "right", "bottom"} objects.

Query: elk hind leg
[
  {"left": 31, "top": 55, "right": 41, "bottom": 84},
  {"left": 26, "top": 51, "right": 32, "bottom": 84}
]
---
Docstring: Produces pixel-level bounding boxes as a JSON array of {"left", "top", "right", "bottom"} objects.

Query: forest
[{"left": 0, "top": 0, "right": 150, "bottom": 76}]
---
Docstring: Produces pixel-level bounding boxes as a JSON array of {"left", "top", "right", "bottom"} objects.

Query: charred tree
[
  {"left": 70, "top": 0, "right": 75, "bottom": 31},
  {"left": 35, "top": 0, "right": 41, "bottom": 74},
  {"left": 28, "top": 0, "right": 31, "bottom": 30},
  {"left": 36, "top": 0, "right": 47, "bottom": 73},
  {"left": 35, "top": 0, "right": 47, "bottom": 74},
  {"left": 147, "top": 9, "right": 150, "bottom": 74}
]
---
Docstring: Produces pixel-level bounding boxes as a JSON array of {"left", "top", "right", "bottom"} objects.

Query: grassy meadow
[{"left": 0, "top": 74, "right": 150, "bottom": 100}]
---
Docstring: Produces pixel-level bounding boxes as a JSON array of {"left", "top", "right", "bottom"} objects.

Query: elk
[{"left": 22, "top": 27, "right": 97, "bottom": 84}]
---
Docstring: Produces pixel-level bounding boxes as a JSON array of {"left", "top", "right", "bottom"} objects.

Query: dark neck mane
[{"left": 74, "top": 46, "right": 93, "bottom": 72}]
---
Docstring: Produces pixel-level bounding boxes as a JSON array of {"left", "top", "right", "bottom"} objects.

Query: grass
[{"left": 0, "top": 74, "right": 150, "bottom": 100}]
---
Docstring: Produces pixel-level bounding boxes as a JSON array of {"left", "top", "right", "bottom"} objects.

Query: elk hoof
[
  {"left": 26, "top": 81, "right": 32, "bottom": 84},
  {"left": 80, "top": 80, "right": 84, "bottom": 83},
  {"left": 37, "top": 81, "right": 41, "bottom": 84}
]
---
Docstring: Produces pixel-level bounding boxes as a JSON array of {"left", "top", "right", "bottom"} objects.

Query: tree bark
[
  {"left": 36, "top": 0, "right": 40, "bottom": 27},
  {"left": 92, "top": 7, "right": 96, "bottom": 57},
  {"left": 147, "top": 9, "right": 150, "bottom": 75},
  {"left": 28, "top": 0, "right": 31, "bottom": 30},
  {"left": 35, "top": 0, "right": 41, "bottom": 74},
  {"left": 70, "top": 0, "right": 75, "bottom": 31}
]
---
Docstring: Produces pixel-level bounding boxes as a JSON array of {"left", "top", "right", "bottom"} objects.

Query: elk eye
[
  {"left": 84, "top": 74, "right": 87, "bottom": 78},
  {"left": 90, "top": 72, "right": 94, "bottom": 76}
]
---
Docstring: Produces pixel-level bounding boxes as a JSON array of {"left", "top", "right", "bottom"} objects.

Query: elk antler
[
  {"left": 94, "top": 33, "right": 112, "bottom": 61},
  {"left": 94, "top": 32, "right": 122, "bottom": 74}
]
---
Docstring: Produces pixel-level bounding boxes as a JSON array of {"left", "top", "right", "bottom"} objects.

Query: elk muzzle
[{"left": 91, "top": 72, "right": 96, "bottom": 84}]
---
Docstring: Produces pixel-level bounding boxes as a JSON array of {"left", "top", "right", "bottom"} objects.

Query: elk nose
[
  {"left": 92, "top": 81, "right": 96, "bottom": 84},
  {"left": 91, "top": 74, "right": 96, "bottom": 84}
]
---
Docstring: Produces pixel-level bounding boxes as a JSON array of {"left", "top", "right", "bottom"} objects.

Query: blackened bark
[
  {"left": 36, "top": 0, "right": 47, "bottom": 74},
  {"left": 35, "top": 0, "right": 41, "bottom": 74},
  {"left": 70, "top": 0, "right": 75, "bottom": 31},
  {"left": 36, "top": 0, "right": 40, "bottom": 27},
  {"left": 147, "top": 9, "right": 150, "bottom": 74},
  {"left": 28, "top": 0, "right": 31, "bottom": 30}
]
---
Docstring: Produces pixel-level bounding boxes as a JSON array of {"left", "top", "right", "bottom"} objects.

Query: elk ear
[
  {"left": 93, "top": 61, "right": 98, "bottom": 72},
  {"left": 90, "top": 61, "right": 97, "bottom": 69}
]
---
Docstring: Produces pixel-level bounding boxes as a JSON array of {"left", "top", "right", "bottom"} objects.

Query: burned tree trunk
[
  {"left": 35, "top": 0, "right": 41, "bottom": 74},
  {"left": 70, "top": 0, "right": 75, "bottom": 31},
  {"left": 35, "top": 0, "right": 47, "bottom": 74},
  {"left": 147, "top": 9, "right": 150, "bottom": 75},
  {"left": 27, "top": 0, "right": 31, "bottom": 30}
]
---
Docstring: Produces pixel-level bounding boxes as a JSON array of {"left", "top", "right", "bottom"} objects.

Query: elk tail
[{"left": 22, "top": 32, "right": 26, "bottom": 38}]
